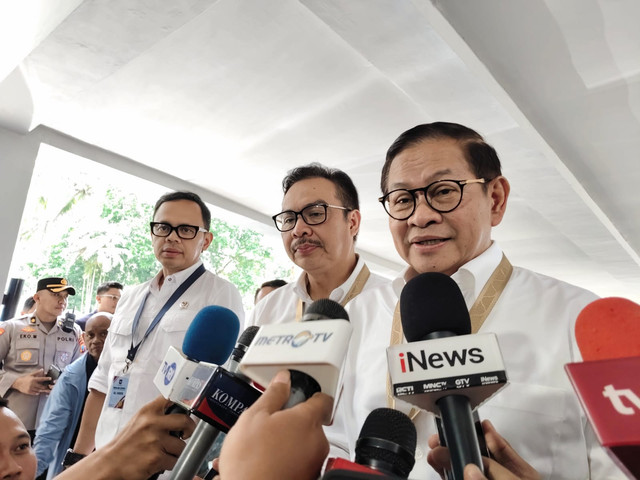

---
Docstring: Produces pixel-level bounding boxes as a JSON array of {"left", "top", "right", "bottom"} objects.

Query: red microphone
[{"left": 565, "top": 297, "right": 640, "bottom": 479}]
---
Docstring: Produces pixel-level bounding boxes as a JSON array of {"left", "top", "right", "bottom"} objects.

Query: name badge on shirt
[{"left": 108, "top": 374, "right": 130, "bottom": 409}]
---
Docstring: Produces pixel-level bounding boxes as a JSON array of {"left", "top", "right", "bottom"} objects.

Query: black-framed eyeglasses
[
  {"left": 150, "top": 222, "right": 208, "bottom": 240},
  {"left": 379, "top": 178, "right": 487, "bottom": 220},
  {"left": 272, "top": 204, "right": 351, "bottom": 232}
]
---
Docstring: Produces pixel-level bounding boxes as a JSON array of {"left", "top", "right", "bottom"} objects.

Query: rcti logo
[
  {"left": 603, "top": 384, "right": 640, "bottom": 415},
  {"left": 162, "top": 361, "right": 177, "bottom": 385}
]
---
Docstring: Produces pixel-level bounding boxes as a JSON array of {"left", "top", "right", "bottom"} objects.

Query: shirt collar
[
  {"left": 392, "top": 242, "right": 503, "bottom": 308},
  {"left": 151, "top": 260, "right": 204, "bottom": 291},
  {"left": 293, "top": 255, "right": 364, "bottom": 303}
]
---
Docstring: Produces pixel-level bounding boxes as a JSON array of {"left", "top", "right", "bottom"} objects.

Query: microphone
[
  {"left": 324, "top": 408, "right": 417, "bottom": 479},
  {"left": 387, "top": 273, "right": 508, "bottom": 480},
  {"left": 239, "top": 298, "right": 352, "bottom": 419},
  {"left": 565, "top": 297, "right": 640, "bottom": 479},
  {"left": 171, "top": 326, "right": 263, "bottom": 480},
  {"left": 153, "top": 306, "right": 239, "bottom": 411},
  {"left": 149, "top": 305, "right": 240, "bottom": 480}
]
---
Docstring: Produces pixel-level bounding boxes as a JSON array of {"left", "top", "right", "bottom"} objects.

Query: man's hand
[
  {"left": 427, "top": 420, "right": 541, "bottom": 480},
  {"left": 11, "top": 369, "right": 51, "bottom": 395},
  {"left": 218, "top": 370, "right": 332, "bottom": 480},
  {"left": 60, "top": 396, "right": 196, "bottom": 480}
]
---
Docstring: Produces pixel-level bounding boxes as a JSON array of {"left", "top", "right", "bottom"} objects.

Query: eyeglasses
[
  {"left": 150, "top": 222, "right": 208, "bottom": 240},
  {"left": 272, "top": 204, "right": 351, "bottom": 232},
  {"left": 97, "top": 295, "right": 120, "bottom": 301},
  {"left": 379, "top": 178, "right": 487, "bottom": 220}
]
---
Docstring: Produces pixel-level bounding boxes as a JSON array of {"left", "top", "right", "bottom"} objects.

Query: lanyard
[
  {"left": 386, "top": 254, "right": 513, "bottom": 413},
  {"left": 125, "top": 264, "right": 206, "bottom": 371},
  {"left": 294, "top": 264, "right": 371, "bottom": 321}
]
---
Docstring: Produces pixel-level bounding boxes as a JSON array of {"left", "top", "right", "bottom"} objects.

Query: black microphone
[
  {"left": 324, "top": 408, "right": 416, "bottom": 479},
  {"left": 400, "top": 272, "right": 483, "bottom": 480},
  {"left": 170, "top": 326, "right": 262, "bottom": 480}
]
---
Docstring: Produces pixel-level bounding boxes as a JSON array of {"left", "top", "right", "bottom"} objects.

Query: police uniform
[{"left": 0, "top": 312, "right": 82, "bottom": 430}]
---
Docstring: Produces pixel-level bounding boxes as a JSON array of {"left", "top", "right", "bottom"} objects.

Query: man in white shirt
[
  {"left": 341, "top": 122, "right": 624, "bottom": 479},
  {"left": 71, "top": 191, "right": 244, "bottom": 467},
  {"left": 248, "top": 163, "right": 388, "bottom": 326}
]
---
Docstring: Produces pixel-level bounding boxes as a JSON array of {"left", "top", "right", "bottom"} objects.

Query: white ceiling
[{"left": 1, "top": 0, "right": 639, "bottom": 302}]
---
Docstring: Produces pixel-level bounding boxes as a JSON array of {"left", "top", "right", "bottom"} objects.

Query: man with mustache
[
  {"left": 247, "top": 163, "right": 388, "bottom": 457},
  {"left": 71, "top": 191, "right": 244, "bottom": 475},
  {"left": 250, "top": 163, "right": 388, "bottom": 323}
]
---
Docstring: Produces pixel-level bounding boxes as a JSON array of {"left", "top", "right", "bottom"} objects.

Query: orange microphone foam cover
[{"left": 575, "top": 297, "right": 640, "bottom": 361}]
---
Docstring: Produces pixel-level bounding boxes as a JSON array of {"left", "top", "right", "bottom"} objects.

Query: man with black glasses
[
  {"left": 339, "top": 122, "right": 624, "bottom": 479},
  {"left": 75, "top": 281, "right": 123, "bottom": 331},
  {"left": 246, "top": 163, "right": 388, "bottom": 458},
  {"left": 249, "top": 163, "right": 388, "bottom": 325},
  {"left": 71, "top": 191, "right": 244, "bottom": 470}
]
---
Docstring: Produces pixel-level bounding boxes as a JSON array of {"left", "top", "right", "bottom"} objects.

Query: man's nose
[
  {"left": 409, "top": 191, "right": 442, "bottom": 226},
  {"left": 0, "top": 453, "right": 24, "bottom": 478},
  {"left": 290, "top": 214, "right": 311, "bottom": 236}
]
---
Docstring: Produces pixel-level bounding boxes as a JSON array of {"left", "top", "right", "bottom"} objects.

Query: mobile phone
[{"left": 45, "top": 364, "right": 62, "bottom": 386}]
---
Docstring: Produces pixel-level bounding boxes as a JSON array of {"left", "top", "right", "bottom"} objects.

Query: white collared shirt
[
  {"left": 88, "top": 261, "right": 244, "bottom": 448},
  {"left": 340, "top": 242, "right": 624, "bottom": 479},
  {"left": 247, "top": 255, "right": 389, "bottom": 327}
]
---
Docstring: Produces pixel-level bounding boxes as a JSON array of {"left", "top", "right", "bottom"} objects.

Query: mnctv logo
[
  {"left": 603, "top": 384, "right": 640, "bottom": 415},
  {"left": 398, "top": 348, "right": 485, "bottom": 373}
]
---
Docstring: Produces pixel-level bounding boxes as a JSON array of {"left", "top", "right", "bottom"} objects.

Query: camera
[{"left": 60, "top": 311, "right": 76, "bottom": 333}]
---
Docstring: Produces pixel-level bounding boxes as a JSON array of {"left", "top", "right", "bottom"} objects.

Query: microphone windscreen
[
  {"left": 400, "top": 272, "right": 470, "bottom": 341},
  {"left": 304, "top": 298, "right": 350, "bottom": 322},
  {"left": 575, "top": 297, "right": 640, "bottom": 361},
  {"left": 183, "top": 305, "right": 240, "bottom": 364},
  {"left": 237, "top": 325, "right": 260, "bottom": 348},
  {"left": 355, "top": 408, "right": 416, "bottom": 478}
]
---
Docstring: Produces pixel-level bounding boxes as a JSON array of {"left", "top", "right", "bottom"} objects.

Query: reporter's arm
[
  {"left": 218, "top": 370, "right": 332, "bottom": 480},
  {"left": 58, "top": 396, "right": 196, "bottom": 480}
]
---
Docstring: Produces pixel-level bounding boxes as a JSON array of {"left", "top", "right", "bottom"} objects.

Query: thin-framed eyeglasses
[
  {"left": 379, "top": 178, "right": 487, "bottom": 220},
  {"left": 272, "top": 204, "right": 351, "bottom": 232},
  {"left": 150, "top": 222, "right": 208, "bottom": 240},
  {"left": 97, "top": 295, "right": 121, "bottom": 301}
]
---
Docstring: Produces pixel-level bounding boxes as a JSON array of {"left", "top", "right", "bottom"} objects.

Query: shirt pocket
[
  {"left": 479, "top": 382, "right": 588, "bottom": 479},
  {"left": 15, "top": 337, "right": 40, "bottom": 366}
]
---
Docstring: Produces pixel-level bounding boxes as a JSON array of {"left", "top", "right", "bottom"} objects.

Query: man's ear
[
  {"left": 349, "top": 209, "right": 361, "bottom": 239},
  {"left": 489, "top": 176, "right": 510, "bottom": 227},
  {"left": 202, "top": 232, "right": 214, "bottom": 252}
]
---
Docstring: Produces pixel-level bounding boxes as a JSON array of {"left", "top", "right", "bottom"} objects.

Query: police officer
[{"left": 0, "top": 277, "right": 82, "bottom": 437}]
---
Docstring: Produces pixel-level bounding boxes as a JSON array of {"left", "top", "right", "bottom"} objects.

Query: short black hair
[
  {"left": 96, "top": 281, "right": 124, "bottom": 295},
  {"left": 381, "top": 122, "right": 502, "bottom": 194},
  {"left": 153, "top": 191, "right": 212, "bottom": 231},
  {"left": 282, "top": 163, "right": 359, "bottom": 211},
  {"left": 254, "top": 279, "right": 288, "bottom": 302},
  {"left": 22, "top": 296, "right": 35, "bottom": 311}
]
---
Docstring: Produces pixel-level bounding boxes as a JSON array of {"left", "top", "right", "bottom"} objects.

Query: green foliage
[{"left": 20, "top": 184, "right": 281, "bottom": 311}]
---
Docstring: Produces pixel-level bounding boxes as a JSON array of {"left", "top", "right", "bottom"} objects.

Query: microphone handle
[
  {"left": 437, "top": 395, "right": 483, "bottom": 480},
  {"left": 168, "top": 420, "right": 221, "bottom": 480}
]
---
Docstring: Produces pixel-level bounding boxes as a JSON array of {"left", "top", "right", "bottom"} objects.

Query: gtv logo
[
  {"left": 603, "top": 384, "right": 640, "bottom": 415},
  {"left": 162, "top": 361, "right": 177, "bottom": 386}
]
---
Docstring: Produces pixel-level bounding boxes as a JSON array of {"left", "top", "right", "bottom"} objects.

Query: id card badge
[{"left": 108, "top": 373, "right": 130, "bottom": 409}]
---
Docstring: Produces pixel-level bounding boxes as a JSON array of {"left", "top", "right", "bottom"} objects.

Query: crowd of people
[{"left": 0, "top": 121, "right": 626, "bottom": 480}]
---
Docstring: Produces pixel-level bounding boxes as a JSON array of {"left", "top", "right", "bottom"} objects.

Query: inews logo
[
  {"left": 254, "top": 330, "right": 335, "bottom": 348},
  {"left": 398, "top": 347, "right": 485, "bottom": 373}
]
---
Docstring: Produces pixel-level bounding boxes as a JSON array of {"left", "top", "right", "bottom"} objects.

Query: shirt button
[{"left": 415, "top": 447, "right": 423, "bottom": 459}]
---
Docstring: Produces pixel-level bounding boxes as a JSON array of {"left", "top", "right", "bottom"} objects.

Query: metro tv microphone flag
[
  {"left": 239, "top": 298, "right": 352, "bottom": 419},
  {"left": 387, "top": 273, "right": 508, "bottom": 480},
  {"left": 565, "top": 297, "right": 640, "bottom": 479}
]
